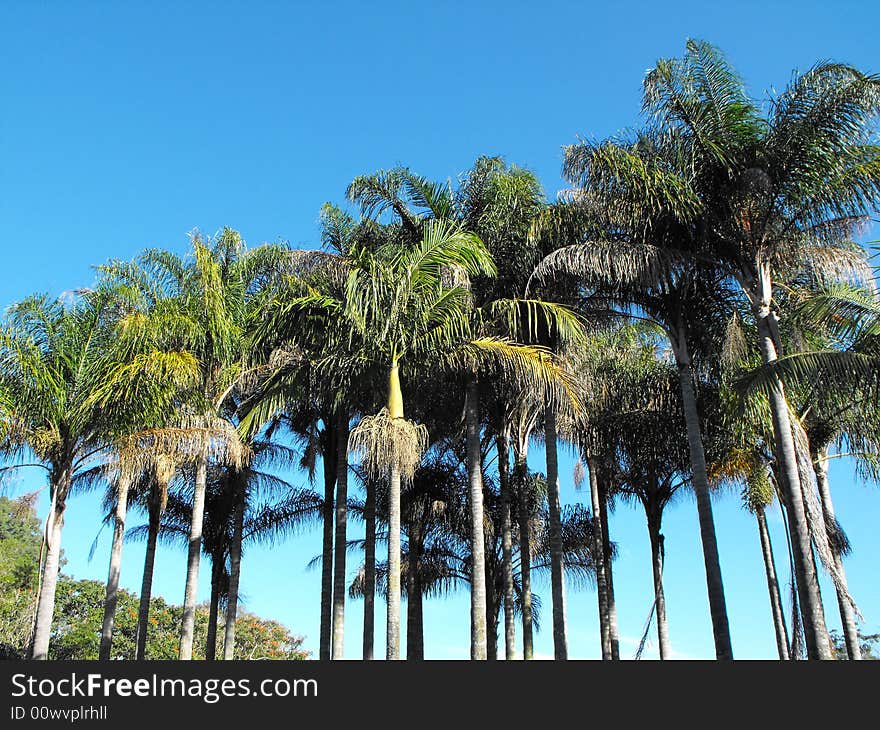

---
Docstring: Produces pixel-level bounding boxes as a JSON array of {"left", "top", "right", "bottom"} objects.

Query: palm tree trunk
[
  {"left": 497, "top": 432, "right": 516, "bottom": 660},
  {"left": 320, "top": 422, "right": 336, "bottom": 661},
  {"left": 406, "top": 527, "right": 424, "bottom": 661},
  {"left": 386, "top": 363, "right": 404, "bottom": 661},
  {"left": 136, "top": 493, "right": 161, "bottom": 660},
  {"left": 464, "top": 374, "right": 488, "bottom": 660},
  {"left": 646, "top": 511, "right": 670, "bottom": 660},
  {"left": 31, "top": 487, "right": 66, "bottom": 660},
  {"left": 405, "top": 527, "right": 416, "bottom": 659},
  {"left": 514, "top": 439, "right": 533, "bottom": 660},
  {"left": 99, "top": 471, "right": 132, "bottom": 660},
  {"left": 588, "top": 458, "right": 612, "bottom": 660},
  {"left": 598, "top": 471, "right": 619, "bottom": 660},
  {"left": 490, "top": 591, "right": 501, "bottom": 661},
  {"left": 179, "top": 453, "right": 208, "bottom": 660},
  {"left": 779, "top": 497, "right": 805, "bottom": 659},
  {"left": 544, "top": 407, "right": 568, "bottom": 659},
  {"left": 222, "top": 482, "right": 245, "bottom": 660},
  {"left": 487, "top": 584, "right": 501, "bottom": 661},
  {"left": 407, "top": 587, "right": 424, "bottom": 661},
  {"left": 755, "top": 309, "right": 832, "bottom": 659},
  {"left": 813, "top": 447, "right": 860, "bottom": 660},
  {"left": 756, "top": 506, "right": 791, "bottom": 660},
  {"left": 485, "top": 548, "right": 497, "bottom": 661},
  {"left": 332, "top": 415, "right": 350, "bottom": 660},
  {"left": 676, "top": 356, "right": 733, "bottom": 660},
  {"left": 386, "top": 464, "right": 402, "bottom": 660},
  {"left": 362, "top": 476, "right": 376, "bottom": 660},
  {"left": 205, "top": 556, "right": 223, "bottom": 661}
]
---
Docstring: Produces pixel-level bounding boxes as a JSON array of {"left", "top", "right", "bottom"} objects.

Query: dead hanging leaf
[{"left": 348, "top": 408, "right": 428, "bottom": 480}]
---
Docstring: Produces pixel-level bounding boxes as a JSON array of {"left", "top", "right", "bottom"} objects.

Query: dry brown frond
[
  {"left": 721, "top": 312, "right": 748, "bottom": 367},
  {"left": 348, "top": 408, "right": 428, "bottom": 480},
  {"left": 114, "top": 416, "right": 248, "bottom": 479},
  {"left": 287, "top": 249, "right": 350, "bottom": 288},
  {"left": 573, "top": 459, "right": 586, "bottom": 491},
  {"left": 790, "top": 411, "right": 862, "bottom": 620}
]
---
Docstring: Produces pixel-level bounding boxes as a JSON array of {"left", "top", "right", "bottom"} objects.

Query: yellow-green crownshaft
[{"left": 388, "top": 362, "right": 404, "bottom": 420}]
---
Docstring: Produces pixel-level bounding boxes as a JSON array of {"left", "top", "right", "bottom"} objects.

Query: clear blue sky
[{"left": 1, "top": 0, "right": 878, "bottom": 659}]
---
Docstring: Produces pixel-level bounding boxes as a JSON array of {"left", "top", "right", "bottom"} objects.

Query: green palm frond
[
  {"left": 642, "top": 38, "right": 762, "bottom": 170},
  {"left": 794, "top": 284, "right": 880, "bottom": 345},
  {"left": 563, "top": 135, "right": 701, "bottom": 223},
  {"left": 488, "top": 298, "right": 587, "bottom": 349},
  {"left": 532, "top": 240, "right": 688, "bottom": 291},
  {"left": 735, "top": 350, "right": 878, "bottom": 400}
]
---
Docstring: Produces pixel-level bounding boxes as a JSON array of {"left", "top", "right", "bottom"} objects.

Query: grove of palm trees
[{"left": 2, "top": 35, "right": 879, "bottom": 663}]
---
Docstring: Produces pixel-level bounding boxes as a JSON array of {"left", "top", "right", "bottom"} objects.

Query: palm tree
[
  {"left": 242, "top": 206, "right": 393, "bottom": 660},
  {"left": 532, "top": 127, "right": 737, "bottom": 660},
  {"left": 361, "top": 468, "right": 378, "bottom": 660},
  {"left": 347, "top": 457, "right": 602, "bottom": 660},
  {"left": 255, "top": 217, "right": 485, "bottom": 660},
  {"left": 260, "top": 176, "right": 576, "bottom": 660},
  {"left": 643, "top": 39, "right": 880, "bottom": 658},
  {"left": 135, "top": 452, "right": 177, "bottom": 659},
  {"left": 99, "top": 228, "right": 287, "bottom": 659},
  {"left": 795, "top": 285, "right": 880, "bottom": 660},
  {"left": 587, "top": 456, "right": 619, "bottom": 659},
  {"left": 568, "top": 323, "right": 667, "bottom": 659},
  {"left": 128, "top": 449, "right": 320, "bottom": 659},
  {"left": 95, "top": 285, "right": 225, "bottom": 660},
  {"left": 98, "top": 433, "right": 195, "bottom": 660},
  {"left": 341, "top": 220, "right": 520, "bottom": 662},
  {"left": 709, "top": 441, "right": 792, "bottom": 660},
  {"left": 218, "top": 426, "right": 321, "bottom": 659},
  {"left": 612, "top": 365, "right": 694, "bottom": 660},
  {"left": 745, "top": 281, "right": 880, "bottom": 658},
  {"left": 346, "top": 163, "right": 582, "bottom": 659},
  {"left": 0, "top": 288, "right": 196, "bottom": 659},
  {"left": 508, "top": 389, "right": 540, "bottom": 658},
  {"left": 457, "top": 157, "right": 584, "bottom": 660}
]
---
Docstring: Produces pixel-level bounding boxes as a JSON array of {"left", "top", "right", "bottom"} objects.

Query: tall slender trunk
[
  {"left": 464, "top": 374, "right": 488, "bottom": 660},
  {"left": 222, "top": 481, "right": 245, "bottom": 660},
  {"left": 319, "top": 423, "right": 336, "bottom": 661},
  {"left": 514, "top": 439, "right": 533, "bottom": 660},
  {"left": 486, "top": 568, "right": 499, "bottom": 662},
  {"left": 598, "top": 472, "right": 619, "bottom": 660},
  {"left": 386, "top": 464, "right": 402, "bottom": 660},
  {"left": 99, "top": 471, "right": 132, "bottom": 660},
  {"left": 646, "top": 509, "right": 670, "bottom": 660},
  {"left": 362, "top": 476, "right": 376, "bottom": 660},
  {"left": 490, "top": 595, "right": 501, "bottom": 661},
  {"left": 813, "top": 447, "right": 860, "bottom": 660},
  {"left": 136, "top": 491, "right": 161, "bottom": 660},
  {"left": 485, "top": 547, "right": 497, "bottom": 661},
  {"left": 179, "top": 454, "right": 208, "bottom": 660},
  {"left": 205, "top": 555, "right": 223, "bottom": 661},
  {"left": 779, "top": 498, "right": 805, "bottom": 659},
  {"left": 497, "top": 432, "right": 516, "bottom": 660},
  {"left": 756, "top": 506, "right": 791, "bottom": 660},
  {"left": 406, "top": 526, "right": 424, "bottom": 661},
  {"left": 674, "top": 348, "right": 733, "bottom": 660},
  {"left": 588, "top": 459, "right": 612, "bottom": 660},
  {"left": 804, "top": 516, "right": 829, "bottom": 652},
  {"left": 31, "top": 482, "right": 67, "bottom": 661},
  {"left": 386, "top": 363, "right": 404, "bottom": 660},
  {"left": 544, "top": 408, "right": 568, "bottom": 659},
  {"left": 332, "top": 415, "right": 350, "bottom": 660},
  {"left": 755, "top": 308, "right": 831, "bottom": 659},
  {"left": 405, "top": 586, "right": 424, "bottom": 661}
]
